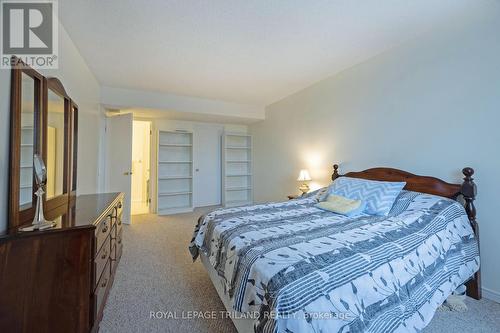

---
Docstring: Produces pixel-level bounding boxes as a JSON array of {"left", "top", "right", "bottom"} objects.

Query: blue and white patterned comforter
[{"left": 189, "top": 190, "right": 480, "bottom": 333}]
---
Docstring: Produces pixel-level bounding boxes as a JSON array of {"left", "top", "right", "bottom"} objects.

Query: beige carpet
[{"left": 100, "top": 208, "right": 500, "bottom": 333}]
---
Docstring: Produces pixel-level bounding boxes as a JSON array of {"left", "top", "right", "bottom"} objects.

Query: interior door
[
  {"left": 105, "top": 113, "right": 133, "bottom": 224},
  {"left": 193, "top": 123, "right": 223, "bottom": 207}
]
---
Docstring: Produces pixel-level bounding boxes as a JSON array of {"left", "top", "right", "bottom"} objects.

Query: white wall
[
  {"left": 251, "top": 6, "right": 500, "bottom": 300},
  {"left": 0, "top": 24, "right": 102, "bottom": 232}
]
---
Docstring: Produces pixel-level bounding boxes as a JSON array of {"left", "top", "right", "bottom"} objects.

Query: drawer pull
[
  {"left": 101, "top": 250, "right": 108, "bottom": 259},
  {"left": 102, "top": 223, "right": 108, "bottom": 233},
  {"left": 118, "top": 202, "right": 122, "bottom": 209},
  {"left": 101, "top": 278, "right": 108, "bottom": 288}
]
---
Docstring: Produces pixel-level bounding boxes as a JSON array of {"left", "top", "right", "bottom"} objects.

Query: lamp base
[
  {"left": 299, "top": 183, "right": 310, "bottom": 196},
  {"left": 20, "top": 221, "right": 56, "bottom": 232},
  {"left": 19, "top": 186, "right": 55, "bottom": 232}
]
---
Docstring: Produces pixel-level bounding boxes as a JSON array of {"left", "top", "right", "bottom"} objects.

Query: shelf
[
  {"left": 20, "top": 165, "right": 33, "bottom": 169},
  {"left": 159, "top": 143, "right": 192, "bottom": 147},
  {"left": 160, "top": 130, "right": 191, "bottom": 134},
  {"left": 226, "top": 187, "right": 252, "bottom": 191},
  {"left": 158, "top": 191, "right": 192, "bottom": 197},
  {"left": 225, "top": 133, "right": 251, "bottom": 137},
  {"left": 158, "top": 176, "right": 192, "bottom": 180},
  {"left": 225, "top": 146, "right": 250, "bottom": 149},
  {"left": 21, "top": 144, "right": 33, "bottom": 147},
  {"left": 222, "top": 133, "right": 252, "bottom": 207},
  {"left": 157, "top": 130, "right": 194, "bottom": 216},
  {"left": 22, "top": 127, "right": 33, "bottom": 130},
  {"left": 157, "top": 206, "right": 193, "bottom": 215}
]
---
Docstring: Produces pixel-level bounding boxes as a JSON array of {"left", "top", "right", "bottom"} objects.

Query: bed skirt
[{"left": 200, "top": 252, "right": 255, "bottom": 333}]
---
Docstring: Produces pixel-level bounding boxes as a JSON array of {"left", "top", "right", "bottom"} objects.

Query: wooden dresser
[{"left": 0, "top": 192, "right": 124, "bottom": 333}]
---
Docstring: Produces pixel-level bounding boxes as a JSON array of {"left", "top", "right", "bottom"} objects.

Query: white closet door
[
  {"left": 105, "top": 113, "right": 133, "bottom": 224},
  {"left": 193, "top": 123, "right": 223, "bottom": 207}
]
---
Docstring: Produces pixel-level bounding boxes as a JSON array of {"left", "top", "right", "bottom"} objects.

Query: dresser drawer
[
  {"left": 110, "top": 223, "right": 117, "bottom": 241},
  {"left": 94, "top": 236, "right": 111, "bottom": 288},
  {"left": 110, "top": 223, "right": 122, "bottom": 264},
  {"left": 116, "top": 226, "right": 123, "bottom": 249},
  {"left": 110, "top": 206, "right": 117, "bottom": 227},
  {"left": 115, "top": 210, "right": 123, "bottom": 232},
  {"left": 116, "top": 241, "right": 123, "bottom": 262},
  {"left": 116, "top": 200, "right": 123, "bottom": 219},
  {"left": 110, "top": 243, "right": 116, "bottom": 264},
  {"left": 95, "top": 215, "right": 112, "bottom": 253},
  {"left": 94, "top": 259, "right": 111, "bottom": 319},
  {"left": 111, "top": 218, "right": 122, "bottom": 240},
  {"left": 115, "top": 226, "right": 123, "bottom": 261}
]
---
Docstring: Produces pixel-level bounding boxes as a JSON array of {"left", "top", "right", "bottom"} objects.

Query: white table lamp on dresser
[{"left": 297, "top": 169, "right": 312, "bottom": 196}]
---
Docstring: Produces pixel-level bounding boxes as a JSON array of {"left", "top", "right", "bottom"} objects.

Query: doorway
[{"left": 131, "top": 120, "right": 151, "bottom": 215}]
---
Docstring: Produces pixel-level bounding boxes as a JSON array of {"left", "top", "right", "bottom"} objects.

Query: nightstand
[{"left": 287, "top": 195, "right": 299, "bottom": 200}]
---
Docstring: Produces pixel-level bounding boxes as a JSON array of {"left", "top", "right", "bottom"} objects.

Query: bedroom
[{"left": 0, "top": 1, "right": 499, "bottom": 332}]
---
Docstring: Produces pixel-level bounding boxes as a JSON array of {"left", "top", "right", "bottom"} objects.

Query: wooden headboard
[
  {"left": 332, "top": 165, "right": 465, "bottom": 198},
  {"left": 331, "top": 164, "right": 481, "bottom": 300},
  {"left": 331, "top": 164, "right": 477, "bottom": 224}
]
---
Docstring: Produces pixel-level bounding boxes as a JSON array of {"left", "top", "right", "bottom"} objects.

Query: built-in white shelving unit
[
  {"left": 157, "top": 130, "right": 194, "bottom": 215},
  {"left": 222, "top": 133, "right": 253, "bottom": 207}
]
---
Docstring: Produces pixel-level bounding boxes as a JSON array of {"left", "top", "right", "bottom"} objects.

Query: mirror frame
[
  {"left": 8, "top": 57, "right": 78, "bottom": 230},
  {"left": 69, "top": 102, "right": 78, "bottom": 200},
  {"left": 8, "top": 57, "right": 44, "bottom": 227},
  {"left": 43, "top": 77, "right": 72, "bottom": 213}
]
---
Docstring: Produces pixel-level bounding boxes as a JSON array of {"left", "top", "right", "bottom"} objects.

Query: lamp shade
[{"left": 297, "top": 169, "right": 312, "bottom": 182}]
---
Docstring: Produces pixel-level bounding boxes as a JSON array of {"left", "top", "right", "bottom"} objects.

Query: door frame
[
  {"left": 131, "top": 119, "right": 152, "bottom": 215},
  {"left": 129, "top": 117, "right": 154, "bottom": 214}
]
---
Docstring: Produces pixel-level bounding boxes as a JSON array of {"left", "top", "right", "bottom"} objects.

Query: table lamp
[{"left": 297, "top": 169, "right": 312, "bottom": 195}]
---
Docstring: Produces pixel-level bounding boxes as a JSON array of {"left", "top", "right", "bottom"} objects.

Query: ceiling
[{"left": 60, "top": 0, "right": 478, "bottom": 106}]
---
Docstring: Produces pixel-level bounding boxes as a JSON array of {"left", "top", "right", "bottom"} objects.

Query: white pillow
[{"left": 328, "top": 177, "right": 406, "bottom": 216}]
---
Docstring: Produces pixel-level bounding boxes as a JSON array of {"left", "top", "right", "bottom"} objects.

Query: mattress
[{"left": 190, "top": 190, "right": 480, "bottom": 333}]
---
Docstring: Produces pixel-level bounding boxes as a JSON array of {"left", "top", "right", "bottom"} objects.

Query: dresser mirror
[
  {"left": 46, "top": 87, "right": 66, "bottom": 200},
  {"left": 19, "top": 73, "right": 37, "bottom": 209},
  {"left": 70, "top": 104, "right": 79, "bottom": 195},
  {"left": 9, "top": 57, "right": 78, "bottom": 229}
]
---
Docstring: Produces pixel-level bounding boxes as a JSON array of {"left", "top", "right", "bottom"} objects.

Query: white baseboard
[{"left": 482, "top": 287, "right": 500, "bottom": 303}]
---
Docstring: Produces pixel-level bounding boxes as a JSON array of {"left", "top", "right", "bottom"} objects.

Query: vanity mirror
[
  {"left": 43, "top": 77, "right": 74, "bottom": 213},
  {"left": 9, "top": 58, "right": 44, "bottom": 226},
  {"left": 46, "top": 88, "right": 65, "bottom": 200},
  {"left": 19, "top": 73, "right": 36, "bottom": 209},
  {"left": 8, "top": 57, "right": 78, "bottom": 229}
]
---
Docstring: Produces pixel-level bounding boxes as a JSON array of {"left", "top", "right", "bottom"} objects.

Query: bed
[{"left": 189, "top": 165, "right": 481, "bottom": 333}]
